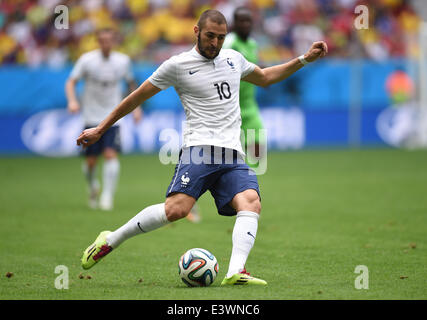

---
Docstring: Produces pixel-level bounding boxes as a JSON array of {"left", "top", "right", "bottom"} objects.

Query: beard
[{"left": 197, "top": 34, "right": 220, "bottom": 60}]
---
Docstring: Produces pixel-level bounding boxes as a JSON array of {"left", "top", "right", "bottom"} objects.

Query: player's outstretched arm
[
  {"left": 242, "top": 41, "right": 328, "bottom": 87},
  {"left": 77, "top": 80, "right": 161, "bottom": 147}
]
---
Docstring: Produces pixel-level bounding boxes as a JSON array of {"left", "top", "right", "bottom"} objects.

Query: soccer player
[
  {"left": 77, "top": 10, "right": 327, "bottom": 285},
  {"left": 223, "top": 7, "right": 264, "bottom": 164},
  {"left": 65, "top": 28, "right": 142, "bottom": 211}
]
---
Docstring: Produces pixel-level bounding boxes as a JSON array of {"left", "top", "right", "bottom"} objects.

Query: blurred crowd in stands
[{"left": 0, "top": 0, "right": 422, "bottom": 67}]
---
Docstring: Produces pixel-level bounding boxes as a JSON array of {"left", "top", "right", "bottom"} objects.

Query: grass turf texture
[{"left": 0, "top": 148, "right": 426, "bottom": 300}]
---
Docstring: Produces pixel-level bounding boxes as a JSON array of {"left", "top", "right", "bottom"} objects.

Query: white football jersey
[
  {"left": 69, "top": 49, "right": 134, "bottom": 126},
  {"left": 148, "top": 46, "right": 256, "bottom": 155}
]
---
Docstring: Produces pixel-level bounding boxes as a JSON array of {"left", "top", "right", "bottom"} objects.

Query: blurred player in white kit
[{"left": 65, "top": 28, "right": 142, "bottom": 210}]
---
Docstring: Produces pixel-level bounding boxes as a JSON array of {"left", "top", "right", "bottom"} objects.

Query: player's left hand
[
  {"left": 77, "top": 127, "right": 102, "bottom": 148},
  {"left": 304, "top": 41, "right": 328, "bottom": 63}
]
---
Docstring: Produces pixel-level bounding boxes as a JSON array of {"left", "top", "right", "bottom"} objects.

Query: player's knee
[
  {"left": 243, "top": 190, "right": 261, "bottom": 214},
  {"left": 238, "top": 198, "right": 261, "bottom": 214},
  {"left": 103, "top": 148, "right": 118, "bottom": 160},
  {"left": 164, "top": 200, "right": 189, "bottom": 222},
  {"left": 86, "top": 156, "right": 97, "bottom": 169},
  {"left": 165, "top": 193, "right": 196, "bottom": 221},
  {"left": 233, "top": 190, "right": 261, "bottom": 214},
  {"left": 250, "top": 197, "right": 261, "bottom": 214}
]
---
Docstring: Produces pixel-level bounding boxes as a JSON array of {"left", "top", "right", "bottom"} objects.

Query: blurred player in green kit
[{"left": 223, "top": 7, "right": 265, "bottom": 165}]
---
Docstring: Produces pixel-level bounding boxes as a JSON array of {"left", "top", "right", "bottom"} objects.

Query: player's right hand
[
  {"left": 77, "top": 127, "right": 102, "bottom": 148},
  {"left": 68, "top": 100, "right": 80, "bottom": 113}
]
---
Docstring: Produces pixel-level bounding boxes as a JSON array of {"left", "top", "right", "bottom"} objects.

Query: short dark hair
[
  {"left": 197, "top": 9, "right": 227, "bottom": 31},
  {"left": 233, "top": 7, "right": 252, "bottom": 21}
]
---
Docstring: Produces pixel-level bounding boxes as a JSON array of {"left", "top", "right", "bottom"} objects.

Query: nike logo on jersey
[
  {"left": 247, "top": 231, "right": 256, "bottom": 239},
  {"left": 189, "top": 69, "right": 200, "bottom": 75}
]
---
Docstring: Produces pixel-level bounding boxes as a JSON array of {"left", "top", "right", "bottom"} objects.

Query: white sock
[
  {"left": 226, "top": 211, "right": 259, "bottom": 278},
  {"left": 106, "top": 203, "right": 170, "bottom": 248},
  {"left": 101, "top": 158, "right": 120, "bottom": 201}
]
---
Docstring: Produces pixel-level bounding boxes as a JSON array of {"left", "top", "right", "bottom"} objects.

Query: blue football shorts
[{"left": 165, "top": 145, "right": 261, "bottom": 216}]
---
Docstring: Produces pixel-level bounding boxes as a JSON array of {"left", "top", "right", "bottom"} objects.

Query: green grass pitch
[{"left": 0, "top": 148, "right": 426, "bottom": 300}]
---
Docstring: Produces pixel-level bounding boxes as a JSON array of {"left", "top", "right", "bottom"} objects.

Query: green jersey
[
  {"left": 223, "top": 32, "right": 258, "bottom": 110},
  {"left": 223, "top": 32, "right": 263, "bottom": 147},
  {"left": 224, "top": 32, "right": 264, "bottom": 165}
]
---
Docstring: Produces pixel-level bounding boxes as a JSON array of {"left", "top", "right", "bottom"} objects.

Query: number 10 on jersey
[{"left": 214, "top": 82, "right": 231, "bottom": 100}]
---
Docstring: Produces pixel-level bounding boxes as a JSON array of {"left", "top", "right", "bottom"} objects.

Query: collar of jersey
[
  {"left": 95, "top": 48, "right": 113, "bottom": 61},
  {"left": 191, "top": 46, "right": 221, "bottom": 64}
]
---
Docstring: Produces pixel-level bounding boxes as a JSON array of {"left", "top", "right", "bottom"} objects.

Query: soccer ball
[{"left": 178, "top": 248, "right": 219, "bottom": 287}]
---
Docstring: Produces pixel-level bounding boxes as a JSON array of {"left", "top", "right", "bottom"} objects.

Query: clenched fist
[{"left": 304, "top": 41, "right": 328, "bottom": 63}]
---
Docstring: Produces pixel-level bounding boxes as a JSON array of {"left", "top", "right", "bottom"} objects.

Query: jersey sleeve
[
  {"left": 237, "top": 51, "right": 256, "bottom": 79},
  {"left": 148, "top": 56, "right": 177, "bottom": 90},
  {"left": 69, "top": 54, "right": 86, "bottom": 81}
]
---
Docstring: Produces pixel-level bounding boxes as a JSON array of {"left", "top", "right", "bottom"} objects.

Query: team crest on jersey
[
  {"left": 227, "top": 58, "right": 236, "bottom": 71},
  {"left": 181, "top": 172, "right": 190, "bottom": 187}
]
